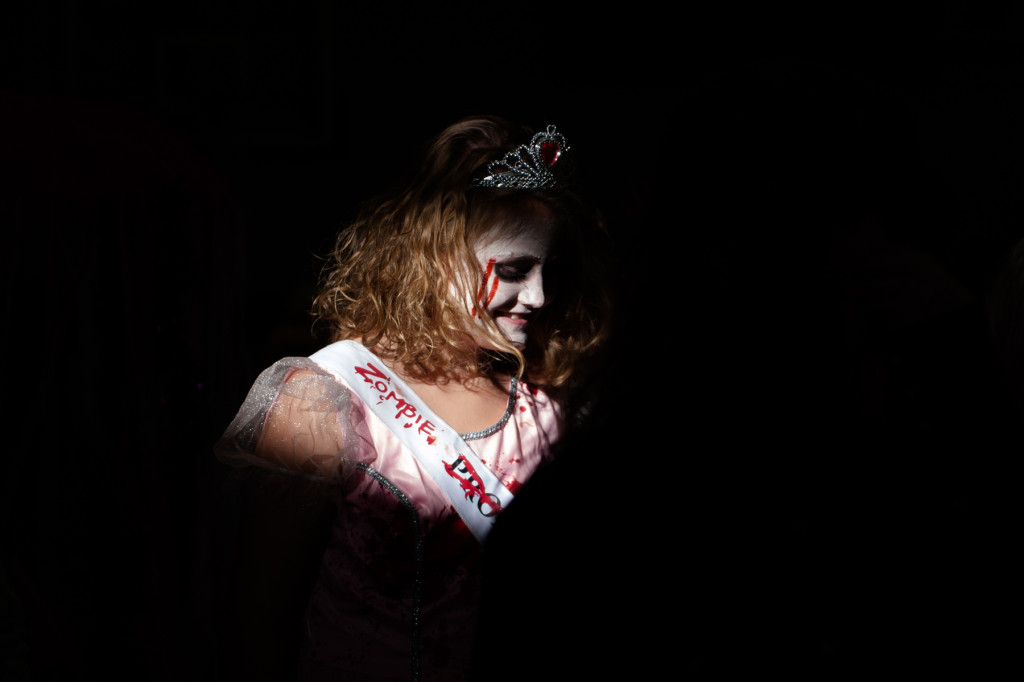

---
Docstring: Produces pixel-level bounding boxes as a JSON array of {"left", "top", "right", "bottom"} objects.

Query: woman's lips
[{"left": 496, "top": 312, "right": 529, "bottom": 325}]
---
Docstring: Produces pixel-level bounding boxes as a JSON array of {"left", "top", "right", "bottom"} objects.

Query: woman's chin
[
  {"left": 494, "top": 331, "right": 527, "bottom": 350},
  {"left": 468, "top": 328, "right": 526, "bottom": 353}
]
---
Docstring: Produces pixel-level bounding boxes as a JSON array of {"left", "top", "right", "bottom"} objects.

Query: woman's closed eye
[{"left": 494, "top": 259, "right": 537, "bottom": 283}]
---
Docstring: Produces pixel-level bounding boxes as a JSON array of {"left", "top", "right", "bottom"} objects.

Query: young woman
[{"left": 216, "top": 116, "right": 609, "bottom": 681}]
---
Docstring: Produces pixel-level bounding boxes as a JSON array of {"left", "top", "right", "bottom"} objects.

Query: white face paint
[{"left": 470, "top": 218, "right": 556, "bottom": 349}]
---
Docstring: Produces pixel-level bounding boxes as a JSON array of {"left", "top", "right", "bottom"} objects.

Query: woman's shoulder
[{"left": 216, "top": 354, "right": 375, "bottom": 481}]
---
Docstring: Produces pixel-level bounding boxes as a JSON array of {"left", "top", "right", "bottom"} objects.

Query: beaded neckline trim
[{"left": 459, "top": 376, "right": 518, "bottom": 441}]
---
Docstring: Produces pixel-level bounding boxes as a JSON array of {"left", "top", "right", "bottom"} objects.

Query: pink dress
[{"left": 216, "top": 349, "right": 561, "bottom": 681}]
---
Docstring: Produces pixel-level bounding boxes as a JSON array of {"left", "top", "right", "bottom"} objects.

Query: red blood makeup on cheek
[
  {"left": 486, "top": 274, "right": 499, "bottom": 306},
  {"left": 475, "top": 258, "right": 497, "bottom": 316}
]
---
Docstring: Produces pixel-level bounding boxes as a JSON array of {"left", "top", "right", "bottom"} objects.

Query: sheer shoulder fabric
[{"left": 215, "top": 358, "right": 377, "bottom": 484}]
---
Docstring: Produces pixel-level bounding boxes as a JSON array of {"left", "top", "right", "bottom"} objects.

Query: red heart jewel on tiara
[{"left": 540, "top": 142, "right": 562, "bottom": 167}]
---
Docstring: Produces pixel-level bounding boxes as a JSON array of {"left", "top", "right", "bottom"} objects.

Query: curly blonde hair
[{"left": 312, "top": 116, "right": 610, "bottom": 394}]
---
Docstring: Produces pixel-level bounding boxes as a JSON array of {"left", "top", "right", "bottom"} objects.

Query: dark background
[{"left": 2, "top": 2, "right": 1023, "bottom": 679}]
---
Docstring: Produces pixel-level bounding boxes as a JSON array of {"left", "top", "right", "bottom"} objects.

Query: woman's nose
[{"left": 518, "top": 269, "right": 545, "bottom": 308}]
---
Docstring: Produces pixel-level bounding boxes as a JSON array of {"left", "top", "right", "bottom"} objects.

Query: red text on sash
[
  {"left": 445, "top": 455, "right": 502, "bottom": 516},
  {"left": 354, "top": 362, "right": 437, "bottom": 440}
]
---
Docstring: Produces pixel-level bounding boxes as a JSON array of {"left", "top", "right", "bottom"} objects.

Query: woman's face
[{"left": 470, "top": 217, "right": 556, "bottom": 349}]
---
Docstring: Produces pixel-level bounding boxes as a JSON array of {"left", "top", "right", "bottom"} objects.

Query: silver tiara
[{"left": 471, "top": 125, "right": 570, "bottom": 189}]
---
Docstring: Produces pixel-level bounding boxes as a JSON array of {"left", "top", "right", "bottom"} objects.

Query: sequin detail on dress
[{"left": 459, "top": 377, "right": 518, "bottom": 441}]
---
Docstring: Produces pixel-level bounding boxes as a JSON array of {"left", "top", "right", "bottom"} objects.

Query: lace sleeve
[{"left": 214, "top": 357, "right": 376, "bottom": 484}]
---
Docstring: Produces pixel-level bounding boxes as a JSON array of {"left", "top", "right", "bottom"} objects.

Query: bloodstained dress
[{"left": 216, "top": 350, "right": 561, "bottom": 681}]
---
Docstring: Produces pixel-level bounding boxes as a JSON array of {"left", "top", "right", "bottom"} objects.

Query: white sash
[{"left": 309, "top": 341, "right": 514, "bottom": 543}]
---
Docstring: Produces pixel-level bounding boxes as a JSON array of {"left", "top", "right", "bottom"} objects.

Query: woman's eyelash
[{"left": 494, "top": 264, "right": 531, "bottom": 282}]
